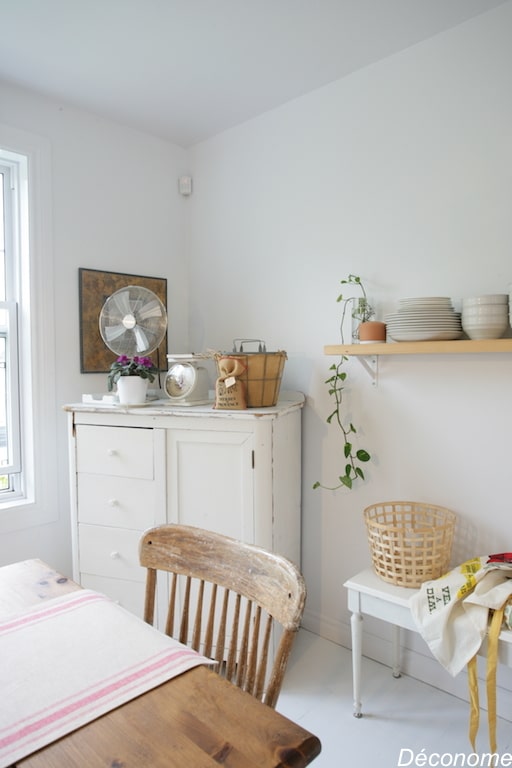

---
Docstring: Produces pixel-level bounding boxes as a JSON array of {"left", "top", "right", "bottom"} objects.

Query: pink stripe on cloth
[
  {"left": 0, "top": 590, "right": 212, "bottom": 767},
  {"left": 0, "top": 591, "right": 106, "bottom": 636}
]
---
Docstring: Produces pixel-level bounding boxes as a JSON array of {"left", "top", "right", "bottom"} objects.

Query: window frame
[
  {"left": 0, "top": 123, "right": 58, "bottom": 532},
  {"left": 0, "top": 300, "right": 22, "bottom": 478}
]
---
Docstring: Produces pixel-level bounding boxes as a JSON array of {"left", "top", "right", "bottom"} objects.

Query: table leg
[
  {"left": 392, "top": 624, "right": 401, "bottom": 678},
  {"left": 351, "top": 610, "right": 363, "bottom": 717}
]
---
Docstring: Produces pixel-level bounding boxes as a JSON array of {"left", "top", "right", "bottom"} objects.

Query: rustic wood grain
[
  {"left": 0, "top": 558, "right": 76, "bottom": 615},
  {"left": 140, "top": 524, "right": 307, "bottom": 708},
  {"left": 18, "top": 667, "right": 321, "bottom": 767},
  {"left": 3, "top": 559, "right": 321, "bottom": 768}
]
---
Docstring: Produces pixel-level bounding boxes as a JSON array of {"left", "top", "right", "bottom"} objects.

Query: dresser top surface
[{"left": 64, "top": 390, "right": 305, "bottom": 420}]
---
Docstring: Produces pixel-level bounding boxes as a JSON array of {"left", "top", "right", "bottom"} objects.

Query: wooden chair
[{"left": 139, "top": 524, "right": 306, "bottom": 708}]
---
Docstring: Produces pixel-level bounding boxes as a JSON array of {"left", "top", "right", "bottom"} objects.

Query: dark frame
[{"left": 79, "top": 268, "right": 168, "bottom": 373}]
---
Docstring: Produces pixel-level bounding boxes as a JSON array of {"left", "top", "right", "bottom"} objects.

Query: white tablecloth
[{"left": 0, "top": 589, "right": 212, "bottom": 767}]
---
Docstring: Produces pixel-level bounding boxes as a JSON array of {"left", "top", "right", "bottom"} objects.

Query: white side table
[
  {"left": 344, "top": 568, "right": 512, "bottom": 718},
  {"left": 344, "top": 569, "right": 416, "bottom": 717}
]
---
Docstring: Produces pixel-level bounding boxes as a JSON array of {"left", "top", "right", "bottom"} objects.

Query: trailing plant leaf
[{"left": 314, "top": 273, "right": 372, "bottom": 491}]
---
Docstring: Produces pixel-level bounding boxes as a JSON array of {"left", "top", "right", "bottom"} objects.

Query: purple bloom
[{"left": 107, "top": 355, "right": 158, "bottom": 392}]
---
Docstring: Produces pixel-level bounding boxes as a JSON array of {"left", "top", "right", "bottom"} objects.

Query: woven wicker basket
[
  {"left": 363, "top": 501, "right": 456, "bottom": 588},
  {"left": 215, "top": 340, "right": 287, "bottom": 407}
]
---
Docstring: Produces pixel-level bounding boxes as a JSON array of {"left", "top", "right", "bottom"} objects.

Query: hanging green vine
[{"left": 313, "top": 274, "right": 372, "bottom": 491}]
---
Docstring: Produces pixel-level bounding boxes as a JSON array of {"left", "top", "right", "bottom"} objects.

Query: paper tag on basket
[{"left": 215, "top": 378, "right": 246, "bottom": 409}]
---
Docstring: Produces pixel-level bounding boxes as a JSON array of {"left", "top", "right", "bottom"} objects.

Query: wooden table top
[{"left": 1, "top": 559, "right": 321, "bottom": 768}]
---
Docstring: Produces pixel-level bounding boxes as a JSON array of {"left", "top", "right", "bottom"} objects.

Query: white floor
[{"left": 277, "top": 629, "right": 512, "bottom": 768}]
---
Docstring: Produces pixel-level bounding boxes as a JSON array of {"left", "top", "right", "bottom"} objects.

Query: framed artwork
[{"left": 79, "top": 268, "right": 168, "bottom": 373}]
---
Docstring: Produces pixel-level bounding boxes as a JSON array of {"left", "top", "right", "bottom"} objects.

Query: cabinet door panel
[
  {"left": 77, "top": 474, "right": 157, "bottom": 529},
  {"left": 167, "top": 430, "right": 254, "bottom": 542},
  {"left": 76, "top": 425, "right": 154, "bottom": 479},
  {"left": 78, "top": 524, "right": 145, "bottom": 582}
]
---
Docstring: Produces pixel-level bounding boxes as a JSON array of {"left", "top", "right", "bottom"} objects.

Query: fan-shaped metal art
[{"left": 99, "top": 285, "right": 167, "bottom": 357}]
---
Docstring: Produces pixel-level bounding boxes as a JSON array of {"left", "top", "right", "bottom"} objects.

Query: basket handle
[{"left": 232, "top": 339, "right": 267, "bottom": 353}]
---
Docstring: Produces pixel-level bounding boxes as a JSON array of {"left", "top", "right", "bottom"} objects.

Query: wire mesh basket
[
  {"left": 215, "top": 339, "right": 287, "bottom": 407},
  {"left": 364, "top": 501, "right": 456, "bottom": 588}
]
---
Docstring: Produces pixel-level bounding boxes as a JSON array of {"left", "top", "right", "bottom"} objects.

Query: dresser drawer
[
  {"left": 80, "top": 573, "right": 146, "bottom": 619},
  {"left": 75, "top": 425, "right": 154, "bottom": 479},
  {"left": 78, "top": 524, "right": 145, "bottom": 582},
  {"left": 77, "top": 475, "right": 157, "bottom": 529}
]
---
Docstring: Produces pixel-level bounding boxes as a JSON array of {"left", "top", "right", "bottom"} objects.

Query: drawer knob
[
  {"left": 107, "top": 449, "right": 117, "bottom": 456},
  {"left": 110, "top": 551, "right": 120, "bottom": 559},
  {"left": 108, "top": 499, "right": 119, "bottom": 507}
]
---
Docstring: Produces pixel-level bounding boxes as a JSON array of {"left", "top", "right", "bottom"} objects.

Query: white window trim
[
  {"left": 0, "top": 123, "right": 58, "bottom": 532},
  {"left": 0, "top": 301, "right": 21, "bottom": 475}
]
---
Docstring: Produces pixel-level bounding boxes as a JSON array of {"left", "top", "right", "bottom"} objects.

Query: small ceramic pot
[
  {"left": 358, "top": 321, "right": 386, "bottom": 344},
  {"left": 116, "top": 376, "right": 148, "bottom": 404}
]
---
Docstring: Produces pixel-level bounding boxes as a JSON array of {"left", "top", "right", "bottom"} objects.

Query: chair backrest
[{"left": 139, "top": 524, "right": 306, "bottom": 708}]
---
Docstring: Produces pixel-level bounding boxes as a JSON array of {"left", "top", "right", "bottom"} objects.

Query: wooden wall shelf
[
  {"left": 324, "top": 338, "right": 512, "bottom": 383},
  {"left": 324, "top": 339, "right": 512, "bottom": 357}
]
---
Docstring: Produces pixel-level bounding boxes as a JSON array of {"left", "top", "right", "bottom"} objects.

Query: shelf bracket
[{"left": 356, "top": 355, "right": 379, "bottom": 385}]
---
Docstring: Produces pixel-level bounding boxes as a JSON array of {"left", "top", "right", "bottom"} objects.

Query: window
[
  {"left": 0, "top": 162, "right": 22, "bottom": 495},
  {"left": 0, "top": 125, "right": 57, "bottom": 531}
]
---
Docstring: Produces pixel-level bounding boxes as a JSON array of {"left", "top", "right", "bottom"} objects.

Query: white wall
[
  {"left": 0, "top": 1, "right": 511, "bottom": 703},
  {"left": 187, "top": 1, "right": 512, "bottom": 690},
  {"left": 0, "top": 80, "right": 190, "bottom": 574}
]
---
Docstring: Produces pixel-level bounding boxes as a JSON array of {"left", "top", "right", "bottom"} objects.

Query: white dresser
[{"left": 64, "top": 392, "right": 304, "bottom": 620}]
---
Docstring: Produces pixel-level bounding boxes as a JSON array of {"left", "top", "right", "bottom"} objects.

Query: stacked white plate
[
  {"left": 461, "top": 294, "right": 508, "bottom": 339},
  {"left": 385, "top": 297, "right": 462, "bottom": 342}
]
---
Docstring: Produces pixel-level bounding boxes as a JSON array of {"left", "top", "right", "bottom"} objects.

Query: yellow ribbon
[
  {"left": 468, "top": 654, "right": 479, "bottom": 752},
  {"left": 468, "top": 602, "right": 505, "bottom": 757},
  {"left": 487, "top": 605, "right": 503, "bottom": 755}
]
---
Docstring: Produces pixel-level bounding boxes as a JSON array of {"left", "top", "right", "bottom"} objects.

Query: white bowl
[
  {"left": 462, "top": 294, "right": 508, "bottom": 306},
  {"left": 462, "top": 306, "right": 508, "bottom": 318},
  {"left": 462, "top": 319, "right": 508, "bottom": 339}
]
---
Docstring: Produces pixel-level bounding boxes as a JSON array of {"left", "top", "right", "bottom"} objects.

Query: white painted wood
[
  {"left": 345, "top": 568, "right": 512, "bottom": 718},
  {"left": 75, "top": 425, "right": 154, "bottom": 479},
  {"left": 78, "top": 524, "right": 146, "bottom": 582},
  {"left": 77, "top": 475, "right": 158, "bottom": 529},
  {"left": 166, "top": 427, "right": 254, "bottom": 542},
  {"left": 66, "top": 394, "right": 304, "bottom": 620},
  {"left": 80, "top": 573, "right": 147, "bottom": 618}
]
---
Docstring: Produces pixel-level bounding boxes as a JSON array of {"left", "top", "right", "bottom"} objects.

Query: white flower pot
[{"left": 116, "top": 376, "right": 148, "bottom": 405}]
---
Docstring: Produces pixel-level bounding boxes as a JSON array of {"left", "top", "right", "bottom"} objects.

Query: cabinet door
[{"left": 167, "top": 429, "right": 254, "bottom": 542}]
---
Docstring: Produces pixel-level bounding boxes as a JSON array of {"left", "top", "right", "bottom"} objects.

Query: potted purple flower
[{"left": 107, "top": 355, "right": 159, "bottom": 404}]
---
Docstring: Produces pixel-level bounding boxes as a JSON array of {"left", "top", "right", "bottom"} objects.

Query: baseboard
[{"left": 302, "top": 607, "right": 349, "bottom": 646}]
